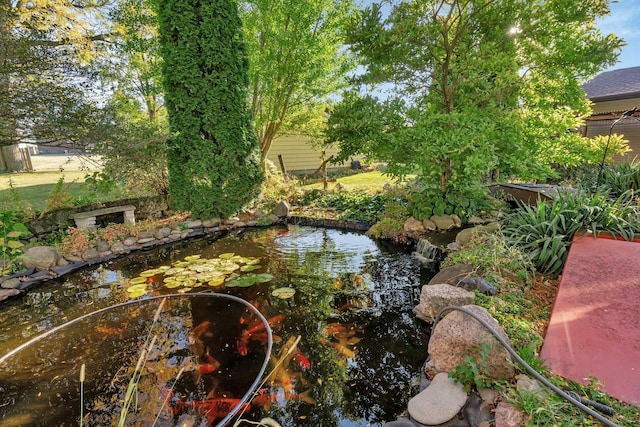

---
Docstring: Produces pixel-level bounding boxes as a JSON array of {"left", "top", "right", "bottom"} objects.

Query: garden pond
[{"left": 0, "top": 225, "right": 436, "bottom": 426}]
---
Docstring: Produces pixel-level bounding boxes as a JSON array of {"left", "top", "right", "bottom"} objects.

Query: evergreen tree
[{"left": 155, "top": 0, "right": 263, "bottom": 218}]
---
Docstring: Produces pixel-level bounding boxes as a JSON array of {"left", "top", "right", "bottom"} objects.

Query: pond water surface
[{"left": 0, "top": 226, "right": 434, "bottom": 427}]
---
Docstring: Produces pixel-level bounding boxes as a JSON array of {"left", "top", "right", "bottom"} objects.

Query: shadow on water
[{"left": 0, "top": 226, "right": 435, "bottom": 427}]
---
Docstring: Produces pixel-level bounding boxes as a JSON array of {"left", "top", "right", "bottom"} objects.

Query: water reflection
[{"left": 0, "top": 226, "right": 432, "bottom": 426}]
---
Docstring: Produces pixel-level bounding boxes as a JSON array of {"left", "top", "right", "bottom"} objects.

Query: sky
[{"left": 596, "top": 0, "right": 640, "bottom": 71}]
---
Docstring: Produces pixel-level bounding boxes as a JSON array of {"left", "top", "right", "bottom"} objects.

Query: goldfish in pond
[
  {"left": 180, "top": 398, "right": 250, "bottom": 424},
  {"left": 190, "top": 321, "right": 213, "bottom": 341},
  {"left": 252, "top": 388, "right": 316, "bottom": 409},
  {"left": 293, "top": 350, "right": 311, "bottom": 370},
  {"left": 197, "top": 362, "right": 219, "bottom": 375}
]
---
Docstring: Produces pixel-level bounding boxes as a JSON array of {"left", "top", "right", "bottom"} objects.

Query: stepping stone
[{"left": 408, "top": 373, "right": 468, "bottom": 425}]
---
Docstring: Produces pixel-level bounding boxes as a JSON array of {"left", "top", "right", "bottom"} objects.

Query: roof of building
[{"left": 583, "top": 66, "right": 640, "bottom": 101}]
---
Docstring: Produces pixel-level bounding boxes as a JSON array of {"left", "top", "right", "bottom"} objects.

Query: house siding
[
  {"left": 589, "top": 98, "right": 640, "bottom": 114},
  {"left": 585, "top": 121, "right": 640, "bottom": 163},
  {"left": 266, "top": 134, "right": 361, "bottom": 174}
]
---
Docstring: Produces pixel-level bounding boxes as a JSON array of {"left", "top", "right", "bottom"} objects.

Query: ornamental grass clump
[{"left": 501, "top": 190, "right": 640, "bottom": 277}]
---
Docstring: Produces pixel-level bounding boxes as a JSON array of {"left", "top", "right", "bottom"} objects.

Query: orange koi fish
[
  {"left": 252, "top": 388, "right": 316, "bottom": 409},
  {"left": 190, "top": 321, "right": 213, "bottom": 341},
  {"left": 293, "top": 350, "right": 311, "bottom": 370},
  {"left": 181, "top": 398, "right": 250, "bottom": 424}
]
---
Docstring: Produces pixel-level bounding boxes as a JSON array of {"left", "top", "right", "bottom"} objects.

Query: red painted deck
[{"left": 540, "top": 234, "right": 640, "bottom": 406}]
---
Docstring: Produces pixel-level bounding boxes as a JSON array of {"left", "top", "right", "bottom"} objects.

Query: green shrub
[
  {"left": 367, "top": 217, "right": 406, "bottom": 243},
  {"left": 311, "top": 192, "right": 388, "bottom": 223},
  {"left": 599, "top": 160, "right": 640, "bottom": 198},
  {"left": 501, "top": 190, "right": 640, "bottom": 277},
  {"left": 0, "top": 211, "right": 30, "bottom": 275}
]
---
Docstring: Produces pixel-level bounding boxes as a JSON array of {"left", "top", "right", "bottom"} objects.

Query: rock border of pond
[{"left": 0, "top": 202, "right": 537, "bottom": 425}]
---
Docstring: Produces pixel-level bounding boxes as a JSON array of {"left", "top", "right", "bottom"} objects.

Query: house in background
[
  {"left": 582, "top": 66, "right": 640, "bottom": 163},
  {"left": 266, "top": 134, "right": 363, "bottom": 175}
]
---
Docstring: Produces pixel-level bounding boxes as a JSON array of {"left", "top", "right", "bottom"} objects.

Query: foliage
[
  {"left": 327, "top": 0, "right": 623, "bottom": 215},
  {"left": 0, "top": 0, "right": 115, "bottom": 169},
  {"left": 155, "top": 0, "right": 264, "bottom": 219},
  {"left": 366, "top": 217, "right": 406, "bottom": 243},
  {"left": 501, "top": 190, "right": 640, "bottom": 277},
  {"left": 0, "top": 211, "right": 29, "bottom": 275},
  {"left": 241, "top": 0, "right": 356, "bottom": 166},
  {"left": 60, "top": 227, "right": 94, "bottom": 256},
  {"left": 39, "top": 177, "right": 77, "bottom": 216},
  {"left": 308, "top": 191, "right": 388, "bottom": 223},
  {"left": 2, "top": 178, "right": 36, "bottom": 219},
  {"left": 598, "top": 160, "right": 640, "bottom": 198},
  {"left": 251, "top": 161, "right": 302, "bottom": 212},
  {"left": 449, "top": 343, "right": 502, "bottom": 392},
  {"left": 407, "top": 181, "right": 495, "bottom": 222},
  {"left": 442, "top": 232, "right": 532, "bottom": 283},
  {"left": 94, "top": 0, "right": 170, "bottom": 196}
]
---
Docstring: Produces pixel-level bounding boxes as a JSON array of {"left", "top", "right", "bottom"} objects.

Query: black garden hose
[{"left": 432, "top": 306, "right": 619, "bottom": 427}]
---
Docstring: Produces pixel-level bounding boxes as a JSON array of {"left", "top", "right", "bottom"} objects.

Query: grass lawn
[
  {"left": 301, "top": 170, "right": 410, "bottom": 193},
  {"left": 0, "top": 154, "right": 110, "bottom": 212}
]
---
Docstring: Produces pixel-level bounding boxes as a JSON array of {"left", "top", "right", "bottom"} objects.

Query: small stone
[
  {"left": 137, "top": 237, "right": 155, "bottom": 244},
  {"left": 184, "top": 220, "right": 202, "bottom": 228},
  {"left": 123, "top": 237, "right": 137, "bottom": 246},
  {"left": 494, "top": 402, "right": 526, "bottom": 427},
  {"left": 272, "top": 201, "right": 290, "bottom": 218},
  {"left": 202, "top": 218, "right": 221, "bottom": 227},
  {"left": 447, "top": 241, "right": 461, "bottom": 252},
  {"left": 415, "top": 283, "right": 475, "bottom": 322},
  {"left": 403, "top": 217, "right": 426, "bottom": 237},
  {"left": 268, "top": 214, "right": 279, "bottom": 223},
  {"left": 110, "top": 242, "right": 128, "bottom": 255},
  {"left": 246, "top": 220, "right": 258, "bottom": 227},
  {"left": 451, "top": 214, "right": 462, "bottom": 227},
  {"left": 81, "top": 248, "right": 100, "bottom": 261},
  {"left": 154, "top": 227, "right": 172, "bottom": 239},
  {"left": 1, "top": 278, "right": 21, "bottom": 289},
  {"left": 430, "top": 215, "right": 456, "bottom": 230},
  {"left": 422, "top": 219, "right": 437, "bottom": 231},
  {"left": 137, "top": 231, "right": 154, "bottom": 239},
  {"left": 96, "top": 240, "right": 111, "bottom": 252},
  {"left": 0, "top": 288, "right": 21, "bottom": 302},
  {"left": 20, "top": 246, "right": 61, "bottom": 271},
  {"left": 407, "top": 372, "right": 468, "bottom": 425},
  {"left": 478, "top": 387, "right": 500, "bottom": 405}
]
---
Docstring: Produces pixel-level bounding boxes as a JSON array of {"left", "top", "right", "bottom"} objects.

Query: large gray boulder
[
  {"left": 455, "top": 222, "right": 500, "bottom": 247},
  {"left": 403, "top": 217, "right": 426, "bottom": 238},
  {"left": 414, "top": 284, "right": 475, "bottom": 323},
  {"left": 20, "top": 246, "right": 62, "bottom": 271},
  {"left": 426, "top": 305, "right": 515, "bottom": 381}
]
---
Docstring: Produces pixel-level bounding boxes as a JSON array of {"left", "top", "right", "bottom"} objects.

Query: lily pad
[
  {"left": 219, "top": 252, "right": 235, "bottom": 259},
  {"left": 272, "top": 287, "right": 296, "bottom": 299},
  {"left": 130, "top": 276, "right": 147, "bottom": 285},
  {"left": 240, "top": 265, "right": 261, "bottom": 272}
]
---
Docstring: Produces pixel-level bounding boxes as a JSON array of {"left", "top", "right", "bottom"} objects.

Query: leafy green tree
[
  {"left": 240, "top": 0, "right": 355, "bottom": 166},
  {"left": 0, "top": 0, "right": 115, "bottom": 171},
  {"left": 327, "top": 0, "right": 623, "bottom": 219},
  {"left": 154, "top": 0, "right": 263, "bottom": 219},
  {"left": 92, "top": 0, "right": 170, "bottom": 195}
]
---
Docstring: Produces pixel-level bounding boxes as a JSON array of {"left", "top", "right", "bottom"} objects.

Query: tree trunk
[{"left": 0, "top": 145, "right": 32, "bottom": 172}]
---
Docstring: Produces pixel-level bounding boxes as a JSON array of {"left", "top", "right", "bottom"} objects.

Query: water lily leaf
[
  {"left": 208, "top": 277, "right": 225, "bottom": 287},
  {"left": 245, "top": 258, "right": 261, "bottom": 266},
  {"left": 184, "top": 255, "right": 201, "bottom": 262},
  {"left": 7, "top": 231, "right": 23, "bottom": 238},
  {"left": 173, "top": 261, "right": 190, "bottom": 268},
  {"left": 219, "top": 252, "right": 235, "bottom": 259},
  {"left": 272, "top": 287, "right": 296, "bottom": 299},
  {"left": 164, "top": 281, "right": 183, "bottom": 289},
  {"left": 253, "top": 273, "right": 274, "bottom": 283},
  {"left": 157, "top": 265, "right": 171, "bottom": 271},
  {"left": 128, "top": 288, "right": 147, "bottom": 298},
  {"left": 130, "top": 277, "right": 147, "bottom": 285},
  {"left": 240, "top": 265, "right": 261, "bottom": 272},
  {"left": 140, "top": 269, "right": 162, "bottom": 277}
]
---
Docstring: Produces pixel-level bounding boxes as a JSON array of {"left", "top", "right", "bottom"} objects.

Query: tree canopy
[
  {"left": 326, "top": 0, "right": 624, "bottom": 219},
  {"left": 241, "top": 0, "right": 356, "bottom": 166}
]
